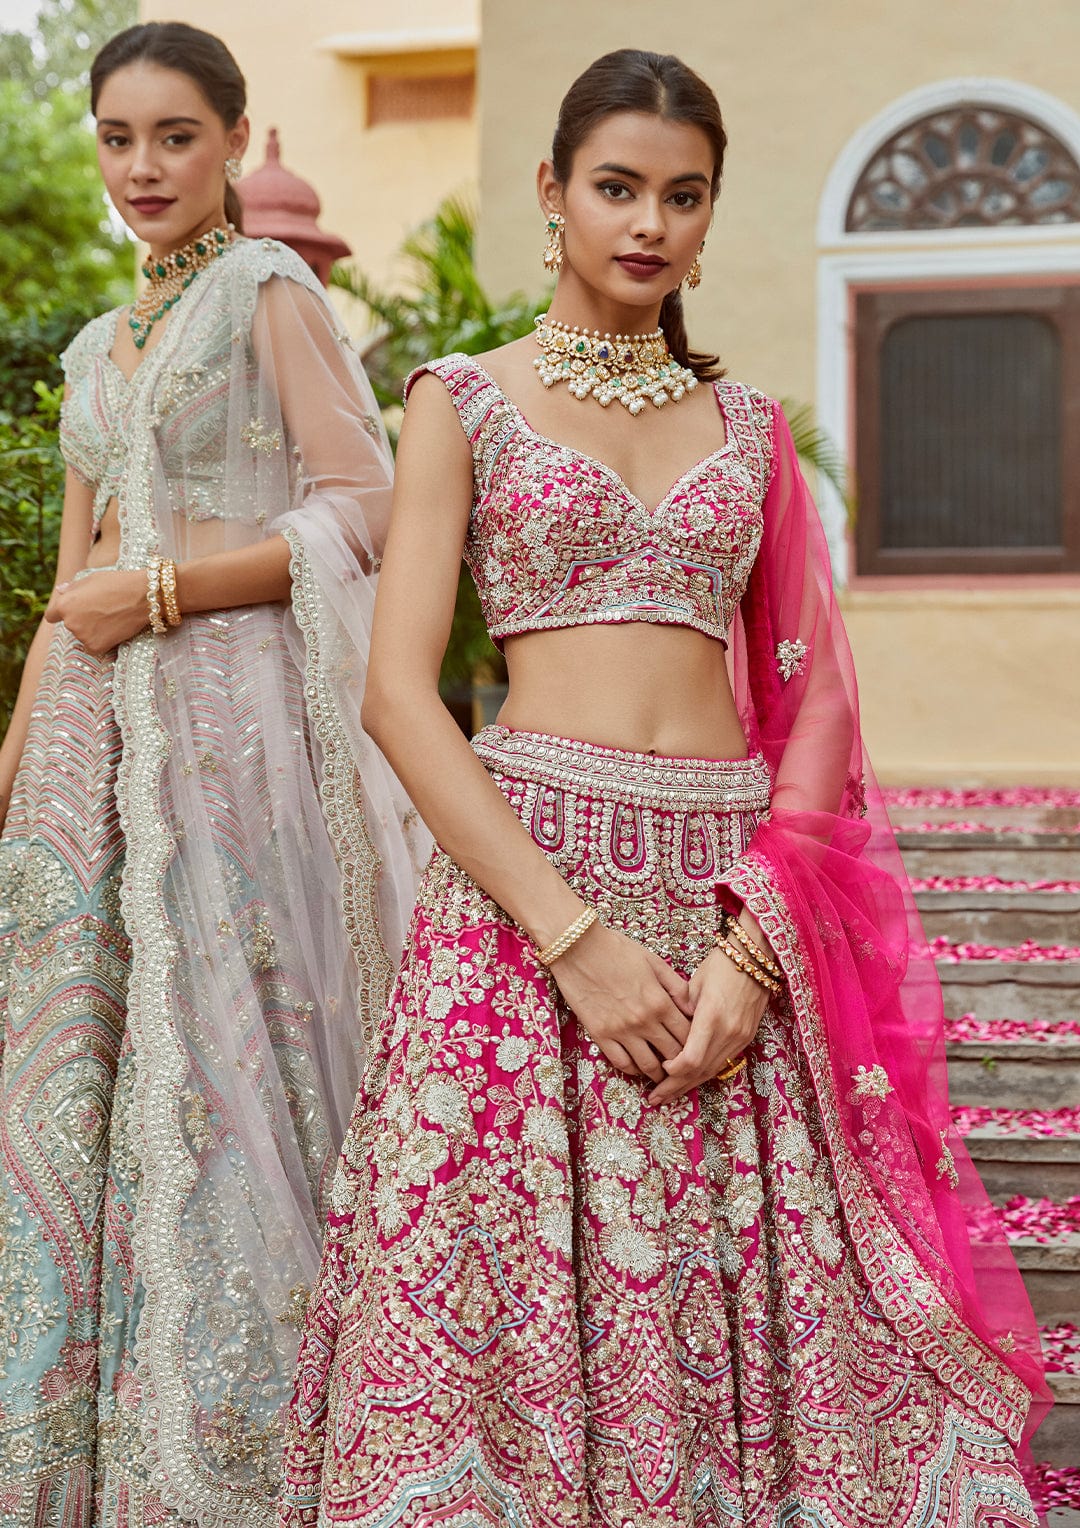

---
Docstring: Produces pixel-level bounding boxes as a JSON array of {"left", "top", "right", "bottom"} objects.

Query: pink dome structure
[{"left": 236, "top": 128, "right": 351, "bottom": 287}]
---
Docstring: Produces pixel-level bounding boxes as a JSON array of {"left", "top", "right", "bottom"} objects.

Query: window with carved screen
[
  {"left": 846, "top": 107, "right": 1080, "bottom": 231},
  {"left": 854, "top": 286, "right": 1080, "bottom": 574}
]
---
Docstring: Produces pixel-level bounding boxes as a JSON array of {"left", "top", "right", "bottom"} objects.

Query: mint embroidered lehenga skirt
[
  {"left": 0, "top": 624, "right": 136, "bottom": 1522},
  {"left": 0, "top": 610, "right": 331, "bottom": 1527},
  {"left": 281, "top": 725, "right": 1035, "bottom": 1528}
]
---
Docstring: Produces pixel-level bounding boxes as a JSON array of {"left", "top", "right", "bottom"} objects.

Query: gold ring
[{"left": 715, "top": 1055, "right": 747, "bottom": 1083}]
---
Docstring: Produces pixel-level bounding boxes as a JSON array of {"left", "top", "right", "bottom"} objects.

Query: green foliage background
[{"left": 0, "top": 0, "right": 136, "bottom": 727}]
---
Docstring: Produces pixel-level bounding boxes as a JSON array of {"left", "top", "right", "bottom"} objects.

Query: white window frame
[{"left": 815, "top": 78, "right": 1080, "bottom": 583}]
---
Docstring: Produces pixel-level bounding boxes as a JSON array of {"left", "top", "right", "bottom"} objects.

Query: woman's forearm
[
  {"left": 363, "top": 683, "right": 585, "bottom": 949},
  {"left": 175, "top": 533, "right": 293, "bottom": 614},
  {"left": 0, "top": 618, "right": 58, "bottom": 822}
]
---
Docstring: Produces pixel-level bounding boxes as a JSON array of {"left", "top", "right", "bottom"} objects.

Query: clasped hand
[
  {"left": 550, "top": 922, "right": 770, "bottom": 1106},
  {"left": 45, "top": 570, "right": 149, "bottom": 656}
]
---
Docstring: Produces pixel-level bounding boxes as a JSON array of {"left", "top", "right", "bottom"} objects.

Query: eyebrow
[
  {"left": 591, "top": 161, "right": 711, "bottom": 186},
  {"left": 96, "top": 116, "right": 205, "bottom": 128}
]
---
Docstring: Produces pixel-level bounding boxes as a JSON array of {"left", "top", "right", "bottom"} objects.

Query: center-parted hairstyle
[
  {"left": 551, "top": 49, "right": 727, "bottom": 379},
  {"left": 90, "top": 22, "right": 247, "bottom": 233}
]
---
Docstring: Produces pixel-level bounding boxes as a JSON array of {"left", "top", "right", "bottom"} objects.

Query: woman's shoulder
[
  {"left": 712, "top": 374, "right": 778, "bottom": 412},
  {"left": 218, "top": 235, "right": 327, "bottom": 310},
  {"left": 60, "top": 308, "right": 122, "bottom": 380}
]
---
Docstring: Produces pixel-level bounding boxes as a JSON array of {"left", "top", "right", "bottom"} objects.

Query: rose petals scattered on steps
[
  {"left": 885, "top": 787, "right": 1080, "bottom": 809},
  {"left": 944, "top": 1015, "right": 1080, "bottom": 1043},
  {"left": 1030, "top": 1461, "right": 1080, "bottom": 1512},
  {"left": 932, "top": 937, "right": 1080, "bottom": 962},
  {"left": 952, "top": 1105, "right": 1080, "bottom": 1138},
  {"left": 913, "top": 876, "right": 1080, "bottom": 893},
  {"left": 994, "top": 1195, "right": 1080, "bottom": 1243},
  {"left": 1041, "top": 1322, "right": 1080, "bottom": 1373}
]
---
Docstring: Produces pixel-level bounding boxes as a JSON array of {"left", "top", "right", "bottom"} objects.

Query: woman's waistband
[{"left": 471, "top": 724, "right": 771, "bottom": 812}]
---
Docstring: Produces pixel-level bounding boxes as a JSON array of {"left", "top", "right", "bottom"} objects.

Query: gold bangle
[
  {"left": 160, "top": 558, "right": 182, "bottom": 627},
  {"left": 146, "top": 558, "right": 167, "bottom": 635},
  {"left": 714, "top": 936, "right": 782, "bottom": 996},
  {"left": 716, "top": 1055, "right": 747, "bottom": 1082},
  {"left": 536, "top": 906, "right": 598, "bottom": 967},
  {"left": 724, "top": 915, "right": 783, "bottom": 981}
]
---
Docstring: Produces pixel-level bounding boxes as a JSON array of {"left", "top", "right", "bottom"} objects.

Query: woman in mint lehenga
[{"left": 0, "top": 22, "right": 419, "bottom": 1527}]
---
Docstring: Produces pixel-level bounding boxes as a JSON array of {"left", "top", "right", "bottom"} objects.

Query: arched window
[
  {"left": 846, "top": 106, "right": 1080, "bottom": 232},
  {"left": 825, "top": 95, "right": 1080, "bottom": 576}
]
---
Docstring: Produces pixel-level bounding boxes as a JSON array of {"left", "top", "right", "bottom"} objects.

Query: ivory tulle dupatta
[{"left": 107, "top": 237, "right": 425, "bottom": 1523}]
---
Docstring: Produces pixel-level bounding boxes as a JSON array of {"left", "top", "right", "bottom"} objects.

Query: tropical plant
[
  {"left": 332, "top": 194, "right": 545, "bottom": 418},
  {"left": 333, "top": 197, "right": 547, "bottom": 688},
  {"left": 0, "top": 384, "right": 65, "bottom": 723},
  {"left": 780, "top": 397, "right": 852, "bottom": 518},
  {"left": 0, "top": 80, "right": 131, "bottom": 313}
]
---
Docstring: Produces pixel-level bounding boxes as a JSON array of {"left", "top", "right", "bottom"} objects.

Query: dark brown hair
[
  {"left": 90, "top": 22, "right": 247, "bottom": 233},
  {"left": 551, "top": 49, "right": 727, "bottom": 379}
]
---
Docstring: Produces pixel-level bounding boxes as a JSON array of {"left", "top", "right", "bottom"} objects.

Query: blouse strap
[
  {"left": 714, "top": 377, "right": 779, "bottom": 494},
  {"left": 403, "top": 354, "right": 512, "bottom": 454}
]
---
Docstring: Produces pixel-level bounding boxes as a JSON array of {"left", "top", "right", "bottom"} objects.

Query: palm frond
[{"left": 779, "top": 398, "right": 854, "bottom": 521}]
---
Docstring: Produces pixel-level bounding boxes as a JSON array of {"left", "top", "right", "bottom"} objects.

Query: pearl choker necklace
[
  {"left": 532, "top": 314, "right": 698, "bottom": 414},
  {"left": 130, "top": 225, "right": 235, "bottom": 350}
]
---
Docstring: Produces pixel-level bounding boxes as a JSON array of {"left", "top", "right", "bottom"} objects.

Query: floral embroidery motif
[
  {"left": 277, "top": 1284, "right": 311, "bottom": 1332},
  {"left": 852, "top": 1063, "right": 894, "bottom": 1100},
  {"left": 241, "top": 416, "right": 283, "bottom": 453},
  {"left": 776, "top": 637, "right": 809, "bottom": 681},
  {"left": 282, "top": 729, "right": 1037, "bottom": 1528},
  {"left": 409, "top": 358, "right": 774, "bottom": 647},
  {"left": 936, "top": 1129, "right": 960, "bottom": 1189}
]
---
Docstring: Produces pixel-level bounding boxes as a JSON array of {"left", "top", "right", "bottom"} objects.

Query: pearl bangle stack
[{"left": 536, "top": 906, "right": 598, "bottom": 967}]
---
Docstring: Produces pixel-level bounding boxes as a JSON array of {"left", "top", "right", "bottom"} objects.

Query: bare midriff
[
  {"left": 86, "top": 501, "right": 122, "bottom": 568},
  {"left": 499, "top": 623, "right": 748, "bottom": 761},
  {"left": 85, "top": 501, "right": 262, "bottom": 571}
]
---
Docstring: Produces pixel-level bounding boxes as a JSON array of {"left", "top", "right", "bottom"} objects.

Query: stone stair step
[
  {"left": 947, "top": 1036, "right": 1080, "bottom": 1109},
  {"left": 961, "top": 1130, "right": 1080, "bottom": 1201},
  {"left": 1047, "top": 1513, "right": 1080, "bottom": 1528},
  {"left": 917, "top": 890, "right": 1080, "bottom": 944},
  {"left": 938, "top": 961, "right": 1080, "bottom": 1023},
  {"left": 1012, "top": 1236, "right": 1080, "bottom": 1325},
  {"left": 1038, "top": 1372, "right": 1080, "bottom": 1466},
  {"left": 888, "top": 803, "right": 1080, "bottom": 833},
  {"left": 898, "top": 831, "right": 1080, "bottom": 881}
]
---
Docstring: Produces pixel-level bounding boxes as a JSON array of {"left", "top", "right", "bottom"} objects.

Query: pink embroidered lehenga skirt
[{"left": 281, "top": 725, "right": 1035, "bottom": 1528}]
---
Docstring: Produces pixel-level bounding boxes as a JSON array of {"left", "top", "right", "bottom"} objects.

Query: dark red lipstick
[
  {"left": 615, "top": 253, "right": 668, "bottom": 280},
  {"left": 129, "top": 196, "right": 175, "bottom": 215}
]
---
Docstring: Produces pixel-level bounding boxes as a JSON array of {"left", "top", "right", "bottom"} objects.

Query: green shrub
[{"left": 0, "top": 385, "right": 65, "bottom": 725}]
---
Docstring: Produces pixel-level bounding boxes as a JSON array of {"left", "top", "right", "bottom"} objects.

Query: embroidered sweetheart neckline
[{"left": 462, "top": 356, "right": 737, "bottom": 519}]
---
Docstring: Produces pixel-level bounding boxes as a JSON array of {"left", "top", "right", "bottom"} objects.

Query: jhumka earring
[
  {"left": 542, "top": 212, "right": 565, "bottom": 273},
  {"left": 224, "top": 157, "right": 243, "bottom": 184},
  {"left": 685, "top": 242, "right": 704, "bottom": 290}
]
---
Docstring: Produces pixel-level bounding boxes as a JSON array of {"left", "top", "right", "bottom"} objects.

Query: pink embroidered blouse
[{"left": 406, "top": 356, "right": 776, "bottom": 648}]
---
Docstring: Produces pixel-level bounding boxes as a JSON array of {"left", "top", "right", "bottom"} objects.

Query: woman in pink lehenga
[{"left": 281, "top": 49, "right": 1050, "bottom": 1528}]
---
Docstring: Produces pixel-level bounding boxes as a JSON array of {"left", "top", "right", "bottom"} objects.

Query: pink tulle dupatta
[{"left": 723, "top": 404, "right": 1051, "bottom": 1457}]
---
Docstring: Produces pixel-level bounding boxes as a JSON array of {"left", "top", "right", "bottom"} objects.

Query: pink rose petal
[
  {"left": 943, "top": 1015, "right": 1080, "bottom": 1043},
  {"left": 1029, "top": 1461, "right": 1080, "bottom": 1511},
  {"left": 994, "top": 1195, "right": 1080, "bottom": 1243},
  {"left": 912, "top": 876, "right": 1080, "bottom": 893},
  {"left": 931, "top": 937, "right": 1080, "bottom": 962},
  {"left": 884, "top": 787, "right": 1080, "bottom": 808},
  {"left": 951, "top": 1105, "right": 1080, "bottom": 1138}
]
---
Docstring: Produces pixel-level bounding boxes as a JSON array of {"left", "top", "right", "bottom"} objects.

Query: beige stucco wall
[
  {"left": 478, "top": 0, "right": 1080, "bottom": 397},
  {"left": 141, "top": 0, "right": 479, "bottom": 299},
  {"left": 478, "top": 0, "right": 1080, "bottom": 783},
  {"left": 841, "top": 591, "right": 1080, "bottom": 784}
]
